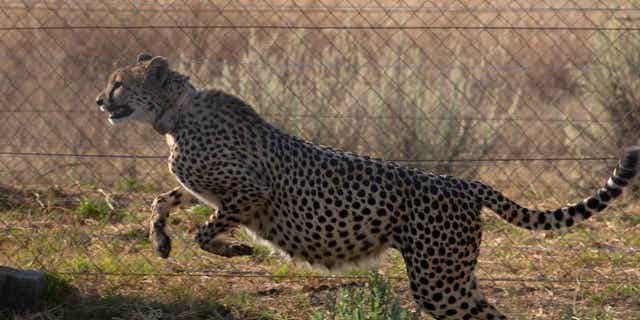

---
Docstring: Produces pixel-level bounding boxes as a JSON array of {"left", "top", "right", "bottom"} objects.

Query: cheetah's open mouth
[{"left": 105, "top": 105, "right": 134, "bottom": 120}]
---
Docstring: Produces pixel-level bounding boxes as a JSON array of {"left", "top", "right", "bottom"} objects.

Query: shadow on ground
[{"left": 3, "top": 293, "right": 250, "bottom": 320}]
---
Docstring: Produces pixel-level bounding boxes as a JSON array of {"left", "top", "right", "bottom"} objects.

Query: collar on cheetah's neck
[{"left": 152, "top": 85, "right": 196, "bottom": 135}]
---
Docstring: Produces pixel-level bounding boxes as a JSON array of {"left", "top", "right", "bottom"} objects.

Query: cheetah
[{"left": 95, "top": 53, "right": 639, "bottom": 319}]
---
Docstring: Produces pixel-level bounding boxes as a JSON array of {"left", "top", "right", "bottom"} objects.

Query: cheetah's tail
[{"left": 478, "top": 146, "right": 640, "bottom": 231}]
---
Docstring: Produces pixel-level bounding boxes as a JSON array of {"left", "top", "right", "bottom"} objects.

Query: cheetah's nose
[{"left": 96, "top": 97, "right": 104, "bottom": 106}]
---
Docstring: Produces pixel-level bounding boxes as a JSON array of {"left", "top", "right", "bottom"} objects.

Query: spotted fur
[{"left": 95, "top": 54, "right": 639, "bottom": 319}]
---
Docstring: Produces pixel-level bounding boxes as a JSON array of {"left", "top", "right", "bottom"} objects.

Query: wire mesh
[{"left": 1, "top": 1, "right": 640, "bottom": 318}]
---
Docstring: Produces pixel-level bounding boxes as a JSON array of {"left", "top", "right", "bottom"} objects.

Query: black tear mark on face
[{"left": 108, "top": 81, "right": 120, "bottom": 103}]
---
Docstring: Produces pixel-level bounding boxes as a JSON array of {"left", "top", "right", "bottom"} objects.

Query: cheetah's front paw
[{"left": 150, "top": 222, "right": 172, "bottom": 258}]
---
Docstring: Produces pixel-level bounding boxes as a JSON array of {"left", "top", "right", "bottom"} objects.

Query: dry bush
[{"left": 0, "top": 0, "right": 625, "bottom": 204}]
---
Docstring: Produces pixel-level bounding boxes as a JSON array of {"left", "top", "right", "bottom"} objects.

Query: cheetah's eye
[{"left": 113, "top": 81, "right": 123, "bottom": 89}]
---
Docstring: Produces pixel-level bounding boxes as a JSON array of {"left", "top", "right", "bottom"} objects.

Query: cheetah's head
[{"left": 95, "top": 53, "right": 190, "bottom": 131}]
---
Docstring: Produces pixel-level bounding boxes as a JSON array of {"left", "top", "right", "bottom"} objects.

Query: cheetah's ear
[
  {"left": 145, "top": 56, "right": 169, "bottom": 87},
  {"left": 137, "top": 52, "right": 153, "bottom": 63}
]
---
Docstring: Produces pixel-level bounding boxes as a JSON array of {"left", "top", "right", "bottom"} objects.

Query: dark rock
[{"left": 0, "top": 266, "right": 47, "bottom": 312}]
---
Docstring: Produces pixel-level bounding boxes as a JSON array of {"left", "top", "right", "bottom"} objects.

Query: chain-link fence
[{"left": 1, "top": 1, "right": 640, "bottom": 319}]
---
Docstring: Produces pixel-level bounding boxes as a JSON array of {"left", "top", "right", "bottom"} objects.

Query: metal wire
[
  {"left": 50, "top": 270, "right": 640, "bottom": 285},
  {"left": 0, "top": 151, "right": 619, "bottom": 162},
  {"left": 3, "top": 3, "right": 640, "bottom": 13},
  {"left": 2, "top": 25, "right": 640, "bottom": 31}
]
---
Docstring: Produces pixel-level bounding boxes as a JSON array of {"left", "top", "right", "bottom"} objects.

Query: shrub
[
  {"left": 76, "top": 198, "right": 125, "bottom": 221},
  {"left": 313, "top": 273, "right": 420, "bottom": 320},
  {"left": 582, "top": 6, "right": 640, "bottom": 151}
]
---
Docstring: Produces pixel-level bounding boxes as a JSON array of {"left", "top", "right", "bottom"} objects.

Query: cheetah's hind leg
[
  {"left": 407, "top": 271, "right": 507, "bottom": 319},
  {"left": 196, "top": 231, "right": 254, "bottom": 257},
  {"left": 401, "top": 231, "right": 507, "bottom": 319}
]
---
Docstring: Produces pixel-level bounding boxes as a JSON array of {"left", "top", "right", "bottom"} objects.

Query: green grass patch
[
  {"left": 189, "top": 204, "right": 213, "bottom": 219},
  {"left": 76, "top": 198, "right": 125, "bottom": 221},
  {"left": 313, "top": 273, "right": 420, "bottom": 320},
  {"left": 76, "top": 198, "right": 110, "bottom": 219},
  {"left": 272, "top": 263, "right": 289, "bottom": 282}
]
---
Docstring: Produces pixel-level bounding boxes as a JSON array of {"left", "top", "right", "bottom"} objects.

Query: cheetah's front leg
[{"left": 150, "top": 186, "right": 196, "bottom": 258}]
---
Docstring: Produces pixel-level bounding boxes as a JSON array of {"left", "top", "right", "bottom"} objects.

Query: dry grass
[
  {"left": 0, "top": 184, "right": 639, "bottom": 319},
  {"left": 1, "top": 1, "right": 640, "bottom": 319}
]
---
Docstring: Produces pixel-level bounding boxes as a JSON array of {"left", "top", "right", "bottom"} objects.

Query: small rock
[{"left": 0, "top": 266, "right": 47, "bottom": 312}]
